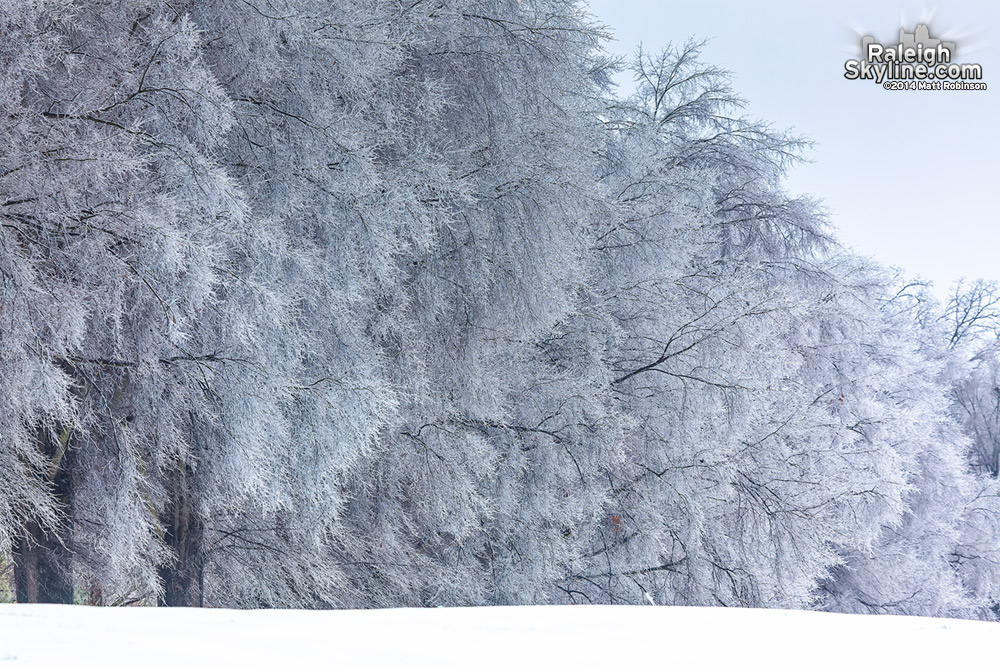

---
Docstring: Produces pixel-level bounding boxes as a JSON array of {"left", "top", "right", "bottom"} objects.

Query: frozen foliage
[{"left": 0, "top": 0, "right": 998, "bottom": 619}]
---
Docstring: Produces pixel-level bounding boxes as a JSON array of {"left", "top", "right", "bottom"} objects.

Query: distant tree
[
  {"left": 942, "top": 279, "right": 1000, "bottom": 350},
  {"left": 940, "top": 282, "right": 1000, "bottom": 617}
]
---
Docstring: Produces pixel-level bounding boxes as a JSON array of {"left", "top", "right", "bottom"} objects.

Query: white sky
[{"left": 587, "top": 0, "right": 1000, "bottom": 297}]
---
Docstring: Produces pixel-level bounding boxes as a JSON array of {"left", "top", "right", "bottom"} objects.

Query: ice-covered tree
[
  {"left": 328, "top": 0, "right": 628, "bottom": 607},
  {"left": 572, "top": 43, "right": 986, "bottom": 617},
  {"left": 1, "top": 0, "right": 996, "bottom": 618}
]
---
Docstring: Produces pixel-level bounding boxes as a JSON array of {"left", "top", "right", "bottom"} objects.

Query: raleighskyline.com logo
[{"left": 844, "top": 24, "right": 987, "bottom": 91}]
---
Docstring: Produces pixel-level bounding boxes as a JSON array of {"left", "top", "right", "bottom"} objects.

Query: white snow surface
[{"left": 1, "top": 603, "right": 997, "bottom": 665}]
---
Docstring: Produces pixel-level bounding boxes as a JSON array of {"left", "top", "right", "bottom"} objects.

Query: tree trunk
[
  {"left": 12, "top": 426, "right": 74, "bottom": 604},
  {"left": 12, "top": 521, "right": 74, "bottom": 604},
  {"left": 158, "top": 469, "right": 204, "bottom": 607}
]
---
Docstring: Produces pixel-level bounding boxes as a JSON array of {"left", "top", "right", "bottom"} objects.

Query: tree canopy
[{"left": 1, "top": 0, "right": 997, "bottom": 619}]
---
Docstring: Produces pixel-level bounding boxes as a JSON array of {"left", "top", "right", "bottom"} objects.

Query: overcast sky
[{"left": 587, "top": 0, "right": 999, "bottom": 297}]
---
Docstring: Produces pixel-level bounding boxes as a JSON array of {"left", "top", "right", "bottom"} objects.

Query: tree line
[{"left": 1, "top": 0, "right": 998, "bottom": 618}]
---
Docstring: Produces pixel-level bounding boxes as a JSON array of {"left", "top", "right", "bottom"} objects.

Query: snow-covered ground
[{"left": 1, "top": 603, "right": 997, "bottom": 665}]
